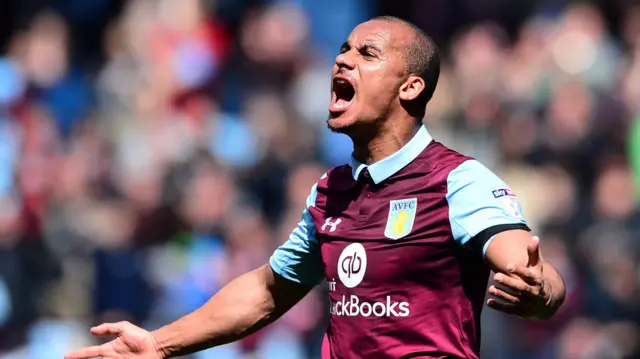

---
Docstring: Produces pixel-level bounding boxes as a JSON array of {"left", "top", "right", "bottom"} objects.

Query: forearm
[{"left": 152, "top": 265, "right": 285, "bottom": 358}]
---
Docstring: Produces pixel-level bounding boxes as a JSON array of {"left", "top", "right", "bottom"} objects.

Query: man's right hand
[
  {"left": 64, "top": 321, "right": 165, "bottom": 359},
  {"left": 64, "top": 266, "right": 313, "bottom": 358}
]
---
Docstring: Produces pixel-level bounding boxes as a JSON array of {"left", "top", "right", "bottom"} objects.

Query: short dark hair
[{"left": 373, "top": 16, "right": 441, "bottom": 105}]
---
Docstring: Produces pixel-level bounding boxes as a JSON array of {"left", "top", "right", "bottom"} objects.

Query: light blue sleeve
[
  {"left": 446, "top": 160, "right": 529, "bottom": 255},
  {"left": 269, "top": 180, "right": 325, "bottom": 286}
]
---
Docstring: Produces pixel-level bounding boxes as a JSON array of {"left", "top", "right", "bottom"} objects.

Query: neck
[{"left": 352, "top": 119, "right": 420, "bottom": 165}]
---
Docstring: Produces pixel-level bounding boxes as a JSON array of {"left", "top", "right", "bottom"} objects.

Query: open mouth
[{"left": 330, "top": 76, "right": 356, "bottom": 113}]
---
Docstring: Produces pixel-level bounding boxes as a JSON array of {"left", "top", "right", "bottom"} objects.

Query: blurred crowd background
[{"left": 0, "top": 0, "right": 639, "bottom": 358}]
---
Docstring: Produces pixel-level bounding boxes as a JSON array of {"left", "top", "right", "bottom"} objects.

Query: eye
[
  {"left": 339, "top": 44, "right": 350, "bottom": 54},
  {"left": 359, "top": 46, "right": 377, "bottom": 58}
]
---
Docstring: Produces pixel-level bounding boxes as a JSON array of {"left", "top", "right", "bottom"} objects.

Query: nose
[{"left": 335, "top": 50, "right": 355, "bottom": 70}]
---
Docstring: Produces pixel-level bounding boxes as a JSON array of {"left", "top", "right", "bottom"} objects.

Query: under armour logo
[{"left": 322, "top": 217, "right": 342, "bottom": 232}]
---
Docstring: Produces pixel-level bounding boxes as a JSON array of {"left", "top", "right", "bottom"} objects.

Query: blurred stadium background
[{"left": 0, "top": 0, "right": 638, "bottom": 358}]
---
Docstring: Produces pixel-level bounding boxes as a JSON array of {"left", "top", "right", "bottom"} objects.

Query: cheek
[{"left": 361, "top": 75, "right": 398, "bottom": 105}]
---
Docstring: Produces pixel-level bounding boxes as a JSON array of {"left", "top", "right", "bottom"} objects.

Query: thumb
[
  {"left": 527, "top": 236, "right": 541, "bottom": 267},
  {"left": 91, "top": 322, "right": 127, "bottom": 337}
]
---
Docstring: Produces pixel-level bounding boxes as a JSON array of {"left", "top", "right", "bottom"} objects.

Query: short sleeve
[
  {"left": 446, "top": 160, "right": 530, "bottom": 256},
  {"left": 269, "top": 181, "right": 325, "bottom": 286}
]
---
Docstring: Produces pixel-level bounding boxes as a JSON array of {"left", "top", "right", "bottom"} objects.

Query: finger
[
  {"left": 486, "top": 298, "right": 526, "bottom": 317},
  {"left": 64, "top": 345, "right": 106, "bottom": 359},
  {"left": 506, "top": 264, "right": 541, "bottom": 286},
  {"left": 527, "top": 236, "right": 541, "bottom": 267},
  {"left": 488, "top": 285, "right": 520, "bottom": 304},
  {"left": 91, "top": 322, "right": 126, "bottom": 337},
  {"left": 493, "top": 272, "right": 530, "bottom": 294}
]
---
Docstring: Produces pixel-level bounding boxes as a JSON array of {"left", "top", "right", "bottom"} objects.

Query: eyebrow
[
  {"left": 362, "top": 43, "right": 382, "bottom": 53},
  {"left": 341, "top": 41, "right": 383, "bottom": 54}
]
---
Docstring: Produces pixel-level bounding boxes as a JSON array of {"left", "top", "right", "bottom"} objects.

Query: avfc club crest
[{"left": 384, "top": 198, "right": 417, "bottom": 240}]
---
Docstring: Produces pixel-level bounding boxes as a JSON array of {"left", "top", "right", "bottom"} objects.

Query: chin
[{"left": 327, "top": 113, "right": 358, "bottom": 134}]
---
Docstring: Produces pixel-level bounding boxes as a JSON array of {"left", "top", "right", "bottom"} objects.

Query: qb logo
[
  {"left": 322, "top": 217, "right": 342, "bottom": 232},
  {"left": 337, "top": 243, "right": 367, "bottom": 288}
]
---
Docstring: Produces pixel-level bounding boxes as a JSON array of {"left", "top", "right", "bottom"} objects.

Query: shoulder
[
  {"left": 427, "top": 142, "right": 474, "bottom": 170},
  {"left": 316, "top": 164, "right": 356, "bottom": 192},
  {"left": 408, "top": 141, "right": 475, "bottom": 186},
  {"left": 446, "top": 158, "right": 506, "bottom": 190},
  {"left": 307, "top": 165, "right": 354, "bottom": 209},
  {"left": 414, "top": 142, "right": 512, "bottom": 202},
  {"left": 418, "top": 141, "right": 504, "bottom": 181},
  {"left": 445, "top": 158, "right": 526, "bottom": 225}
]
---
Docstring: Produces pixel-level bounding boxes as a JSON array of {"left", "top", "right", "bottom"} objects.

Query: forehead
[{"left": 347, "top": 20, "right": 413, "bottom": 53}]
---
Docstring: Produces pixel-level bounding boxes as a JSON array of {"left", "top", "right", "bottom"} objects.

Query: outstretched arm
[
  {"left": 65, "top": 179, "right": 326, "bottom": 359},
  {"left": 153, "top": 264, "right": 313, "bottom": 357},
  {"left": 484, "top": 232, "right": 566, "bottom": 320},
  {"left": 64, "top": 265, "right": 313, "bottom": 359},
  {"left": 151, "top": 179, "right": 328, "bottom": 357}
]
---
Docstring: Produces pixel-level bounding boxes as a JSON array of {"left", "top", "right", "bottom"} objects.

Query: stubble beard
[{"left": 327, "top": 115, "right": 360, "bottom": 136}]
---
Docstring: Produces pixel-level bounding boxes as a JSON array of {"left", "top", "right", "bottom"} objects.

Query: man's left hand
[{"left": 486, "top": 236, "right": 555, "bottom": 320}]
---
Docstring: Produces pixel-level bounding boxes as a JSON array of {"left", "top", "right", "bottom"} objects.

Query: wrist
[
  {"left": 544, "top": 280, "right": 555, "bottom": 307},
  {"left": 533, "top": 280, "right": 561, "bottom": 320},
  {"left": 151, "top": 328, "right": 178, "bottom": 359}
]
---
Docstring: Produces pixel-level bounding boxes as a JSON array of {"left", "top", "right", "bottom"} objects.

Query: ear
[{"left": 398, "top": 76, "right": 425, "bottom": 101}]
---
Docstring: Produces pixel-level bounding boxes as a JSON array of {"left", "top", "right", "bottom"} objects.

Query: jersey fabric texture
[{"left": 270, "top": 125, "right": 530, "bottom": 359}]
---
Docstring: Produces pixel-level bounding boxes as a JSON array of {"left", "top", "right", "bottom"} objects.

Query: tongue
[{"left": 335, "top": 98, "right": 351, "bottom": 108}]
